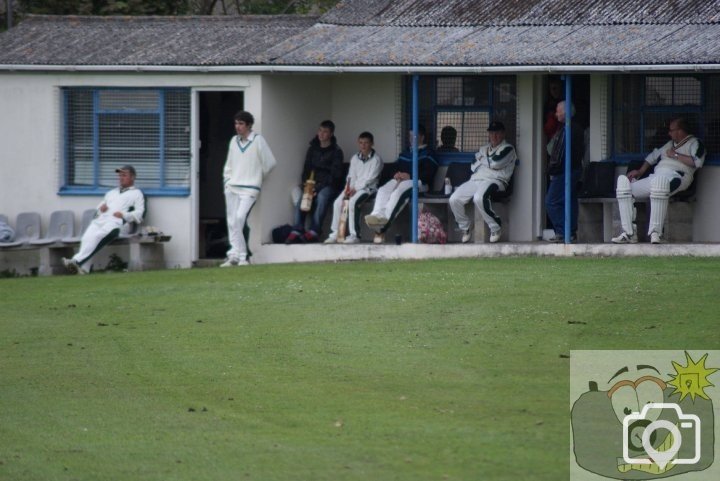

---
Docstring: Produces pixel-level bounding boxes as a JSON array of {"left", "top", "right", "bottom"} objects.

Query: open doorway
[{"left": 198, "top": 91, "right": 244, "bottom": 259}]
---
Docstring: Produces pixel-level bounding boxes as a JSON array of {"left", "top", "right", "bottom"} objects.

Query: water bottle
[{"left": 444, "top": 177, "right": 452, "bottom": 195}]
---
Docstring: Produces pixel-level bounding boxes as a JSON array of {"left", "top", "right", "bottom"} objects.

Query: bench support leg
[
  {"left": 39, "top": 246, "right": 76, "bottom": 276},
  {"left": 128, "top": 243, "right": 165, "bottom": 271}
]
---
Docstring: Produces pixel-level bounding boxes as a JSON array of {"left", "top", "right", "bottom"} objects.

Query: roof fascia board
[{"left": 1, "top": 64, "right": 719, "bottom": 73}]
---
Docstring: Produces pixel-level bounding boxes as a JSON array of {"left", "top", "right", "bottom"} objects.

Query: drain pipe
[
  {"left": 563, "top": 75, "right": 573, "bottom": 244},
  {"left": 411, "top": 74, "right": 419, "bottom": 243}
]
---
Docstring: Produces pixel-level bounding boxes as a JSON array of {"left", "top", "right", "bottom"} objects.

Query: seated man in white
[
  {"left": 364, "top": 125, "right": 437, "bottom": 244},
  {"left": 325, "top": 131, "right": 383, "bottom": 244},
  {"left": 63, "top": 165, "right": 145, "bottom": 274},
  {"left": 449, "top": 121, "right": 517, "bottom": 243},
  {"left": 611, "top": 117, "right": 706, "bottom": 244}
]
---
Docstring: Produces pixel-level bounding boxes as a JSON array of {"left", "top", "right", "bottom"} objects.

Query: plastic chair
[
  {"left": 0, "top": 212, "right": 41, "bottom": 247},
  {"left": 30, "top": 210, "right": 75, "bottom": 245},
  {"left": 62, "top": 209, "right": 96, "bottom": 243}
]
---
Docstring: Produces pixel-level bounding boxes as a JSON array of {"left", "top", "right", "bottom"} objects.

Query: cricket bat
[{"left": 337, "top": 179, "right": 351, "bottom": 242}]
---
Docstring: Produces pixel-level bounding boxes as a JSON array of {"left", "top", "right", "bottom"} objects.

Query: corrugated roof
[
  {"left": 320, "top": 0, "right": 720, "bottom": 27},
  {"left": 0, "top": 15, "right": 317, "bottom": 66},
  {"left": 263, "top": 23, "right": 720, "bottom": 66},
  {"left": 1, "top": 1, "right": 719, "bottom": 69}
]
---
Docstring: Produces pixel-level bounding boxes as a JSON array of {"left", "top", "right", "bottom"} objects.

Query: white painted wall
[
  {"left": 330, "top": 74, "right": 400, "bottom": 163},
  {"left": 254, "top": 74, "right": 333, "bottom": 246},
  {"left": 513, "top": 74, "right": 541, "bottom": 241},
  {"left": 0, "top": 72, "right": 262, "bottom": 271}
]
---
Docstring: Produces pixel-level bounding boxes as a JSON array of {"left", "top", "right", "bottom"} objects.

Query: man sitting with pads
[{"left": 611, "top": 118, "right": 705, "bottom": 244}]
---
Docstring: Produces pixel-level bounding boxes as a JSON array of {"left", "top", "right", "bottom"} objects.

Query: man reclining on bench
[
  {"left": 364, "top": 126, "right": 437, "bottom": 244},
  {"left": 611, "top": 118, "right": 705, "bottom": 244},
  {"left": 63, "top": 165, "right": 145, "bottom": 274}
]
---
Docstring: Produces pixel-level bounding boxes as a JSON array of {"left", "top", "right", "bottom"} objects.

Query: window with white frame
[
  {"left": 612, "top": 74, "right": 719, "bottom": 163},
  {"left": 62, "top": 87, "right": 191, "bottom": 195},
  {"left": 406, "top": 75, "right": 517, "bottom": 162}
]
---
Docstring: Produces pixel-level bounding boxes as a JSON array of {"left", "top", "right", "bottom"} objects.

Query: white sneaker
[
  {"left": 62, "top": 257, "right": 78, "bottom": 274},
  {"left": 324, "top": 236, "right": 337, "bottom": 244},
  {"left": 489, "top": 229, "right": 501, "bottom": 243},
  {"left": 611, "top": 231, "right": 638, "bottom": 244},
  {"left": 373, "top": 233, "right": 385, "bottom": 244},
  {"left": 461, "top": 230, "right": 472, "bottom": 243},
  {"left": 365, "top": 215, "right": 388, "bottom": 227},
  {"left": 650, "top": 232, "right": 662, "bottom": 244},
  {"left": 236, "top": 258, "right": 250, "bottom": 266},
  {"left": 220, "top": 258, "right": 238, "bottom": 268},
  {"left": 343, "top": 235, "right": 360, "bottom": 244},
  {"left": 77, "top": 264, "right": 89, "bottom": 275}
]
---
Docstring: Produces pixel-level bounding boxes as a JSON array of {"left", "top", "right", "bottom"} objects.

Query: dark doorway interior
[{"left": 198, "top": 91, "right": 244, "bottom": 259}]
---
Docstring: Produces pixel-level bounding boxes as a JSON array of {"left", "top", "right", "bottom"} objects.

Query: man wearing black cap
[
  {"left": 449, "top": 121, "right": 517, "bottom": 243},
  {"left": 63, "top": 165, "right": 145, "bottom": 274}
]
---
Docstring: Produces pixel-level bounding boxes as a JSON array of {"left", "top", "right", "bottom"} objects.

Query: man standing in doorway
[
  {"left": 545, "top": 100, "right": 584, "bottom": 243},
  {"left": 222, "top": 110, "right": 276, "bottom": 267}
]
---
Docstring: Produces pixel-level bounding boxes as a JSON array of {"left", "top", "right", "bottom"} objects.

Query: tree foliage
[{"left": 13, "top": 0, "right": 339, "bottom": 16}]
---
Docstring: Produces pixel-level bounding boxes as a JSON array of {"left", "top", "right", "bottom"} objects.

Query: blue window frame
[
  {"left": 611, "top": 74, "right": 718, "bottom": 165},
  {"left": 406, "top": 75, "right": 517, "bottom": 165},
  {"left": 61, "top": 87, "right": 191, "bottom": 196}
]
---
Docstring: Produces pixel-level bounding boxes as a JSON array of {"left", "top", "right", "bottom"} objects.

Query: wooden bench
[
  {"left": 579, "top": 196, "right": 695, "bottom": 243},
  {"left": 35, "top": 233, "right": 171, "bottom": 275},
  {"left": 420, "top": 162, "right": 515, "bottom": 243}
]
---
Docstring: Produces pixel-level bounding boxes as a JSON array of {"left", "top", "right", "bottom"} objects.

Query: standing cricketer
[{"left": 221, "top": 110, "right": 276, "bottom": 266}]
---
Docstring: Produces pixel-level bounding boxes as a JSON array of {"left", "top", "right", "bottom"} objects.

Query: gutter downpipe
[
  {"left": 563, "top": 75, "right": 573, "bottom": 244},
  {"left": 411, "top": 74, "right": 419, "bottom": 243}
]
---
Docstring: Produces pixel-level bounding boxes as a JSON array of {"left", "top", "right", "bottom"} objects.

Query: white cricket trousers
[
  {"left": 72, "top": 215, "right": 123, "bottom": 266},
  {"left": 449, "top": 179, "right": 505, "bottom": 232},
  {"left": 370, "top": 179, "right": 414, "bottom": 219},
  {"left": 225, "top": 190, "right": 257, "bottom": 261},
  {"left": 329, "top": 188, "right": 375, "bottom": 238}
]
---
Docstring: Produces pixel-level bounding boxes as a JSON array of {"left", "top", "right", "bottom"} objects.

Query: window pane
[
  {"left": 463, "top": 77, "right": 490, "bottom": 106},
  {"left": 66, "top": 89, "right": 94, "bottom": 186},
  {"left": 704, "top": 76, "right": 720, "bottom": 156},
  {"left": 98, "top": 113, "right": 160, "bottom": 186},
  {"left": 674, "top": 77, "right": 701, "bottom": 105},
  {"left": 64, "top": 88, "right": 191, "bottom": 191},
  {"left": 614, "top": 109, "right": 641, "bottom": 154},
  {"left": 492, "top": 76, "right": 517, "bottom": 146},
  {"left": 435, "top": 112, "right": 462, "bottom": 152},
  {"left": 645, "top": 77, "right": 672, "bottom": 106},
  {"left": 436, "top": 77, "right": 463, "bottom": 106},
  {"left": 165, "top": 89, "right": 192, "bottom": 187},
  {"left": 98, "top": 89, "right": 160, "bottom": 111},
  {"left": 462, "top": 111, "right": 490, "bottom": 152}
]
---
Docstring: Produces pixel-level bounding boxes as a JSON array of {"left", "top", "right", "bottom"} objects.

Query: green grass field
[{"left": 1, "top": 257, "right": 719, "bottom": 481}]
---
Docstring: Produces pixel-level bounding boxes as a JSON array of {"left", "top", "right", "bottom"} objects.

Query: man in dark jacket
[
  {"left": 545, "top": 101, "right": 584, "bottom": 242},
  {"left": 287, "top": 120, "right": 345, "bottom": 243}
]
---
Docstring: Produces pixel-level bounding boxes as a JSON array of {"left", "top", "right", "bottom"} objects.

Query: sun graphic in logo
[{"left": 667, "top": 351, "right": 719, "bottom": 402}]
